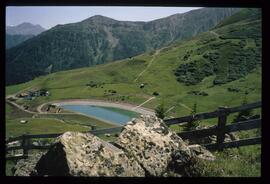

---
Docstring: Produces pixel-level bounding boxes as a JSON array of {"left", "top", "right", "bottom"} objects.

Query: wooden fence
[
  {"left": 6, "top": 101, "right": 261, "bottom": 160},
  {"left": 165, "top": 101, "right": 261, "bottom": 151}
]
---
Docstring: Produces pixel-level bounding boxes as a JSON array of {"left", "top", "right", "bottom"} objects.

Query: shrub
[{"left": 155, "top": 102, "right": 166, "bottom": 119}]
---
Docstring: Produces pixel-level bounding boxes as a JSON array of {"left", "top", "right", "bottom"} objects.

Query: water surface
[{"left": 62, "top": 105, "right": 139, "bottom": 125}]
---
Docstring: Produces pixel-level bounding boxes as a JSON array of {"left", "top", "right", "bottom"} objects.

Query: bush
[
  {"left": 155, "top": 102, "right": 166, "bottom": 119},
  {"left": 227, "top": 87, "right": 241, "bottom": 92},
  {"left": 152, "top": 91, "right": 159, "bottom": 96}
]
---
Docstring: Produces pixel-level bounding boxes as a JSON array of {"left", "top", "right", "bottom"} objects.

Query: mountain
[
  {"left": 6, "top": 8, "right": 261, "bottom": 118},
  {"left": 6, "top": 22, "right": 46, "bottom": 35},
  {"left": 6, "top": 8, "right": 240, "bottom": 85},
  {"left": 6, "top": 34, "right": 34, "bottom": 49},
  {"left": 6, "top": 23, "right": 46, "bottom": 49}
]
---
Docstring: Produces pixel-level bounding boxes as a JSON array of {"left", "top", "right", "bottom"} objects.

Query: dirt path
[
  {"left": 6, "top": 100, "right": 36, "bottom": 114},
  {"left": 179, "top": 102, "right": 193, "bottom": 112},
  {"left": 131, "top": 97, "right": 156, "bottom": 110},
  {"left": 133, "top": 49, "right": 161, "bottom": 82}
]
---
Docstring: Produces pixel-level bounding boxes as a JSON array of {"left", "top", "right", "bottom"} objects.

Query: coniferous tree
[{"left": 184, "top": 103, "right": 199, "bottom": 131}]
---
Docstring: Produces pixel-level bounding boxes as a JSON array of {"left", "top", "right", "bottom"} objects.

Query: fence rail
[
  {"left": 172, "top": 102, "right": 261, "bottom": 151},
  {"left": 6, "top": 101, "right": 261, "bottom": 160},
  {"left": 164, "top": 101, "right": 261, "bottom": 125},
  {"left": 204, "top": 137, "right": 261, "bottom": 150},
  {"left": 177, "top": 118, "right": 261, "bottom": 140}
]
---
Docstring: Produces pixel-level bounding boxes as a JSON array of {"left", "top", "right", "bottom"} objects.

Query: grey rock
[
  {"left": 13, "top": 152, "right": 44, "bottom": 176},
  {"left": 188, "top": 144, "right": 215, "bottom": 161},
  {"left": 115, "top": 115, "right": 193, "bottom": 176},
  {"left": 31, "top": 132, "right": 145, "bottom": 176}
]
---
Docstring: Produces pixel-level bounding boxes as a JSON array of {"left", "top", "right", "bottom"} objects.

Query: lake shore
[{"left": 37, "top": 99, "right": 155, "bottom": 116}]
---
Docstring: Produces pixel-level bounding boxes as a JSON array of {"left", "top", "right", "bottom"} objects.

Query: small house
[{"left": 140, "top": 83, "right": 145, "bottom": 88}]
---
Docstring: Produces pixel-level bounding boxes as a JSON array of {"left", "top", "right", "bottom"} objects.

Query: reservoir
[{"left": 61, "top": 105, "right": 139, "bottom": 125}]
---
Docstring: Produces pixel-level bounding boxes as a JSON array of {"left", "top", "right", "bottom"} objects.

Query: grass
[
  {"left": 5, "top": 160, "right": 16, "bottom": 176},
  {"left": 6, "top": 118, "right": 90, "bottom": 137},
  {"left": 5, "top": 102, "right": 117, "bottom": 138},
  {"left": 196, "top": 145, "right": 261, "bottom": 177}
]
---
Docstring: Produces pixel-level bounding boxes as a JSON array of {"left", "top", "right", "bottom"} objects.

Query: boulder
[
  {"left": 115, "top": 115, "right": 194, "bottom": 176},
  {"left": 31, "top": 132, "right": 145, "bottom": 176},
  {"left": 12, "top": 115, "right": 216, "bottom": 177},
  {"left": 13, "top": 152, "right": 44, "bottom": 176}
]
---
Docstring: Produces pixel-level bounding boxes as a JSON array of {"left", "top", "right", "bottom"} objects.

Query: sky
[{"left": 6, "top": 6, "right": 202, "bottom": 29}]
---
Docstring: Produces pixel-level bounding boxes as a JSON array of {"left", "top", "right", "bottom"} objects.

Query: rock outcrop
[
  {"left": 187, "top": 144, "right": 215, "bottom": 161},
  {"left": 31, "top": 132, "right": 145, "bottom": 176},
  {"left": 115, "top": 115, "right": 206, "bottom": 176},
  {"left": 12, "top": 115, "right": 215, "bottom": 177},
  {"left": 13, "top": 152, "right": 44, "bottom": 176}
]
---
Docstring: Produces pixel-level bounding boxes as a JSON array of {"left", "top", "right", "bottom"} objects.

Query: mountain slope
[
  {"left": 6, "top": 8, "right": 240, "bottom": 85},
  {"left": 6, "top": 8, "right": 261, "bottom": 118},
  {"left": 6, "top": 23, "right": 46, "bottom": 49},
  {"left": 6, "top": 34, "right": 34, "bottom": 49},
  {"left": 6, "top": 22, "right": 46, "bottom": 35},
  {"left": 174, "top": 8, "right": 261, "bottom": 86}
]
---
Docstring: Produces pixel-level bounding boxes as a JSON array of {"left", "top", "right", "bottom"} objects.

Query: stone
[
  {"left": 13, "top": 116, "right": 216, "bottom": 177},
  {"left": 32, "top": 141, "right": 39, "bottom": 146},
  {"left": 13, "top": 152, "right": 44, "bottom": 176},
  {"left": 115, "top": 115, "right": 193, "bottom": 176},
  {"left": 187, "top": 144, "right": 215, "bottom": 161},
  {"left": 31, "top": 132, "right": 145, "bottom": 176}
]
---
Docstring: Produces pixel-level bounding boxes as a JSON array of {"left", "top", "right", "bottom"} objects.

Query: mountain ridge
[
  {"left": 6, "top": 8, "right": 240, "bottom": 85},
  {"left": 6, "top": 22, "right": 46, "bottom": 49},
  {"left": 6, "top": 22, "right": 46, "bottom": 35}
]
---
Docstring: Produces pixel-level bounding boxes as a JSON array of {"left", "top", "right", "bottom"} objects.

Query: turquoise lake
[{"left": 61, "top": 105, "right": 139, "bottom": 125}]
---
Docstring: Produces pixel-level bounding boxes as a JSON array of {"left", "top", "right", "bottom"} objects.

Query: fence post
[
  {"left": 216, "top": 106, "right": 229, "bottom": 151},
  {"left": 21, "top": 134, "right": 29, "bottom": 157}
]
